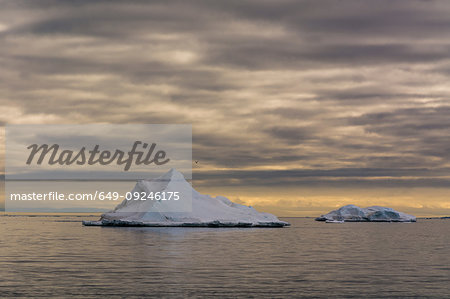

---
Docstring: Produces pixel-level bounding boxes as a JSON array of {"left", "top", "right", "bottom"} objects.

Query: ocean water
[{"left": 0, "top": 216, "right": 449, "bottom": 298}]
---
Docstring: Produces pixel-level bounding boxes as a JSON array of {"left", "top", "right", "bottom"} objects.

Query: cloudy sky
[{"left": 1, "top": 0, "right": 449, "bottom": 216}]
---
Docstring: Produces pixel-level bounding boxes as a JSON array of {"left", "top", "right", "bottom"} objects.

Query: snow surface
[
  {"left": 315, "top": 204, "right": 416, "bottom": 222},
  {"left": 83, "top": 169, "right": 289, "bottom": 227}
]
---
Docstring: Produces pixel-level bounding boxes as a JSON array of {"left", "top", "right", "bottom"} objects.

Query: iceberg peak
[{"left": 156, "top": 168, "right": 187, "bottom": 182}]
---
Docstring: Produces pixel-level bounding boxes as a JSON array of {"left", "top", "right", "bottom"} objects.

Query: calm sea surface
[{"left": 0, "top": 216, "right": 449, "bottom": 298}]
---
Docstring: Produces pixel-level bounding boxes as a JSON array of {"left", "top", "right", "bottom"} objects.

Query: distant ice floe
[{"left": 315, "top": 204, "right": 416, "bottom": 222}]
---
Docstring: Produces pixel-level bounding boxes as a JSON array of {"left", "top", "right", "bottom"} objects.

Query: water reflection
[{"left": 0, "top": 216, "right": 449, "bottom": 297}]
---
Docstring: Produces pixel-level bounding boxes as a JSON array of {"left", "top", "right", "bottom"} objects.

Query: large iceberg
[
  {"left": 83, "top": 169, "right": 289, "bottom": 227},
  {"left": 315, "top": 204, "right": 416, "bottom": 222}
]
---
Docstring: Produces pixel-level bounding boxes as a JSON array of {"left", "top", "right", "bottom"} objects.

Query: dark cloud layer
[{"left": 0, "top": 0, "right": 449, "bottom": 214}]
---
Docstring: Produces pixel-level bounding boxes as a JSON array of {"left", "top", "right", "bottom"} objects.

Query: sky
[{"left": 1, "top": 0, "right": 449, "bottom": 216}]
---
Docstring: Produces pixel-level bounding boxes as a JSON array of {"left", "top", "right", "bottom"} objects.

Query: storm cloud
[{"left": 1, "top": 0, "right": 449, "bottom": 215}]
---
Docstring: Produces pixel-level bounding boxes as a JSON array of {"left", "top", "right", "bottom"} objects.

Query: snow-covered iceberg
[
  {"left": 315, "top": 204, "right": 416, "bottom": 222},
  {"left": 83, "top": 169, "right": 289, "bottom": 227}
]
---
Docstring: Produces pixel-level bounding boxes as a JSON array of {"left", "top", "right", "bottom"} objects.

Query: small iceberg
[
  {"left": 315, "top": 204, "right": 416, "bottom": 222},
  {"left": 83, "top": 169, "right": 289, "bottom": 227}
]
